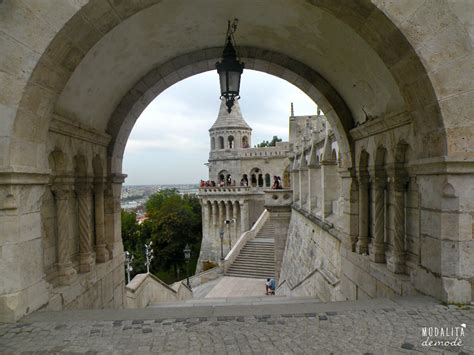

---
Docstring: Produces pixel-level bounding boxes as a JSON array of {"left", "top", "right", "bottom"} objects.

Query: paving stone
[{"left": 1, "top": 299, "right": 473, "bottom": 354}]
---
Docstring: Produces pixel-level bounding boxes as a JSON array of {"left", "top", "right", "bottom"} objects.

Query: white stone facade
[{"left": 1, "top": 0, "right": 473, "bottom": 322}]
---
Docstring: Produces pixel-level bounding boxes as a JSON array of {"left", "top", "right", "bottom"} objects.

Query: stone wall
[
  {"left": 277, "top": 208, "right": 343, "bottom": 302},
  {"left": 125, "top": 273, "right": 192, "bottom": 309}
]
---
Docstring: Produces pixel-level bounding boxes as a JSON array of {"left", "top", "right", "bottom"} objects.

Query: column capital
[
  {"left": 51, "top": 183, "right": 74, "bottom": 199},
  {"left": 387, "top": 173, "right": 409, "bottom": 191},
  {"left": 75, "top": 181, "right": 93, "bottom": 195}
]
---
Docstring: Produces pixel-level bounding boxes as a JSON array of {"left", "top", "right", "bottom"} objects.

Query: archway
[{"left": 1, "top": 0, "right": 473, "bottom": 322}]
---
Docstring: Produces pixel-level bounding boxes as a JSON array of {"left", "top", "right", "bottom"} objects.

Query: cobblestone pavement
[{"left": 0, "top": 301, "right": 472, "bottom": 354}]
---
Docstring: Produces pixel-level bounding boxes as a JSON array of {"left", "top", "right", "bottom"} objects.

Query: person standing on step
[{"left": 265, "top": 278, "right": 276, "bottom": 295}]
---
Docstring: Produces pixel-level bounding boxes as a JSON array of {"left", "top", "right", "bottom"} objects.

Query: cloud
[{"left": 123, "top": 70, "right": 317, "bottom": 185}]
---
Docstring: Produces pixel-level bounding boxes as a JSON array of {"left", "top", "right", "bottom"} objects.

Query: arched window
[
  {"left": 218, "top": 136, "right": 224, "bottom": 149},
  {"left": 258, "top": 174, "right": 264, "bottom": 187},
  {"left": 211, "top": 137, "right": 215, "bottom": 150},
  {"left": 242, "top": 136, "right": 249, "bottom": 148},
  {"left": 251, "top": 174, "right": 257, "bottom": 187},
  {"left": 228, "top": 135, "right": 234, "bottom": 149},
  {"left": 265, "top": 173, "right": 271, "bottom": 187},
  {"left": 241, "top": 174, "right": 248, "bottom": 186}
]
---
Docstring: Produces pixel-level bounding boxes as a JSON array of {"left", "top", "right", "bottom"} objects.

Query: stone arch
[
  {"left": 2, "top": 0, "right": 474, "bottom": 320},
  {"left": 48, "top": 149, "right": 67, "bottom": 175},
  {"left": 74, "top": 155, "right": 88, "bottom": 178},
  {"left": 227, "top": 135, "right": 235, "bottom": 149},
  {"left": 265, "top": 173, "right": 271, "bottom": 187},
  {"left": 218, "top": 136, "right": 225, "bottom": 150}
]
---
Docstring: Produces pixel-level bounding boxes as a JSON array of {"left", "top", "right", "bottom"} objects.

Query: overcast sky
[{"left": 123, "top": 70, "right": 317, "bottom": 185}]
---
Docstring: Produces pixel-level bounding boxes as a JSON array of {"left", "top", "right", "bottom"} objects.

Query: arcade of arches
[{"left": 0, "top": 0, "right": 473, "bottom": 322}]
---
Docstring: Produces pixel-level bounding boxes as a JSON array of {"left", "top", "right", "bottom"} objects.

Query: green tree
[
  {"left": 121, "top": 210, "right": 146, "bottom": 275},
  {"left": 143, "top": 189, "right": 202, "bottom": 283},
  {"left": 256, "top": 135, "right": 282, "bottom": 147}
]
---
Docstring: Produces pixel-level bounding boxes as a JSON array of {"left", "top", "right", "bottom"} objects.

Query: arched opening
[
  {"left": 241, "top": 174, "right": 248, "bottom": 186},
  {"left": 218, "top": 136, "right": 225, "bottom": 149},
  {"left": 3, "top": 0, "right": 471, "bottom": 323},
  {"left": 228, "top": 135, "right": 235, "bottom": 149},
  {"left": 242, "top": 136, "right": 249, "bottom": 148},
  {"left": 265, "top": 173, "right": 271, "bottom": 187},
  {"left": 211, "top": 137, "right": 215, "bottom": 150}
]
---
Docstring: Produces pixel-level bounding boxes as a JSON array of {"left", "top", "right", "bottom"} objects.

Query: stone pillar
[
  {"left": 104, "top": 174, "right": 126, "bottom": 259},
  {"left": 76, "top": 182, "right": 93, "bottom": 273},
  {"left": 370, "top": 174, "right": 386, "bottom": 263},
  {"left": 211, "top": 201, "right": 217, "bottom": 242},
  {"left": 387, "top": 175, "right": 408, "bottom": 274},
  {"left": 356, "top": 175, "right": 369, "bottom": 254},
  {"left": 218, "top": 201, "right": 224, "bottom": 229},
  {"left": 233, "top": 200, "right": 240, "bottom": 238},
  {"left": 202, "top": 201, "right": 210, "bottom": 241},
  {"left": 52, "top": 185, "right": 77, "bottom": 285},
  {"left": 240, "top": 200, "right": 249, "bottom": 232},
  {"left": 320, "top": 160, "right": 338, "bottom": 219},
  {"left": 94, "top": 181, "right": 108, "bottom": 263},
  {"left": 225, "top": 200, "right": 231, "bottom": 221}
]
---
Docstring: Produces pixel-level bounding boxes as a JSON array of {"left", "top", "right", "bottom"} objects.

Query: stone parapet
[
  {"left": 264, "top": 189, "right": 293, "bottom": 210},
  {"left": 198, "top": 186, "right": 253, "bottom": 194},
  {"left": 125, "top": 273, "right": 192, "bottom": 308}
]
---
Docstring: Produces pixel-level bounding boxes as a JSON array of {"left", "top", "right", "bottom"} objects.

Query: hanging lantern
[{"left": 216, "top": 19, "right": 245, "bottom": 113}]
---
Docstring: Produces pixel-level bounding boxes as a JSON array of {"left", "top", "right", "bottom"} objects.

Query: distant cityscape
[{"left": 121, "top": 184, "right": 199, "bottom": 216}]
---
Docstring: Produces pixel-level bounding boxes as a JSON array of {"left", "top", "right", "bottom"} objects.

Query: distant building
[{"left": 197, "top": 100, "right": 337, "bottom": 271}]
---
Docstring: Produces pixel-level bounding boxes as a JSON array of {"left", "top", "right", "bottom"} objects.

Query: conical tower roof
[{"left": 209, "top": 100, "right": 252, "bottom": 131}]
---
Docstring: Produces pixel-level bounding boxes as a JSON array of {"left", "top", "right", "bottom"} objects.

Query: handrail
[{"left": 222, "top": 209, "right": 269, "bottom": 273}]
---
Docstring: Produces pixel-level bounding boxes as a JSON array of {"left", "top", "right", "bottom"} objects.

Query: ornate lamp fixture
[{"left": 216, "top": 19, "right": 245, "bottom": 113}]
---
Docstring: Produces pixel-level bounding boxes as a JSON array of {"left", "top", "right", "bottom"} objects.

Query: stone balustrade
[
  {"left": 264, "top": 189, "right": 293, "bottom": 209},
  {"left": 198, "top": 186, "right": 252, "bottom": 194}
]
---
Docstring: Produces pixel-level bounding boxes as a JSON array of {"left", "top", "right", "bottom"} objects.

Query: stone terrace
[{"left": 0, "top": 297, "right": 472, "bottom": 354}]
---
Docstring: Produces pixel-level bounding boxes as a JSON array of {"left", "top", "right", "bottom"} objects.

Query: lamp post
[
  {"left": 183, "top": 244, "right": 191, "bottom": 288},
  {"left": 216, "top": 19, "right": 244, "bottom": 113},
  {"left": 219, "top": 228, "right": 225, "bottom": 260},
  {"left": 144, "top": 241, "right": 154, "bottom": 274},
  {"left": 124, "top": 251, "right": 134, "bottom": 284}
]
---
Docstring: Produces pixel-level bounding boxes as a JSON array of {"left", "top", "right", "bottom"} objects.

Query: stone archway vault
[{"left": 0, "top": 0, "right": 473, "bottom": 322}]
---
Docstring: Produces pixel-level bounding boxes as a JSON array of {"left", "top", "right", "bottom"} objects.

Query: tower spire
[{"left": 290, "top": 102, "right": 294, "bottom": 117}]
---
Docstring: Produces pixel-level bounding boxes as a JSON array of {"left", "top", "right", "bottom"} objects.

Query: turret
[{"left": 209, "top": 99, "right": 252, "bottom": 150}]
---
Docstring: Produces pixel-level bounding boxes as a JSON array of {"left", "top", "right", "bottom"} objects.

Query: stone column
[
  {"left": 233, "top": 200, "right": 240, "bottom": 238},
  {"left": 356, "top": 175, "right": 369, "bottom": 254},
  {"left": 240, "top": 200, "right": 249, "bottom": 232},
  {"left": 218, "top": 201, "right": 224, "bottom": 229},
  {"left": 94, "top": 181, "right": 108, "bottom": 263},
  {"left": 370, "top": 174, "right": 386, "bottom": 263},
  {"left": 104, "top": 174, "right": 126, "bottom": 259},
  {"left": 225, "top": 200, "right": 231, "bottom": 221},
  {"left": 211, "top": 201, "right": 217, "bottom": 241},
  {"left": 387, "top": 175, "right": 408, "bottom": 274},
  {"left": 52, "top": 185, "right": 77, "bottom": 285},
  {"left": 76, "top": 182, "right": 93, "bottom": 273},
  {"left": 202, "top": 201, "right": 210, "bottom": 241}
]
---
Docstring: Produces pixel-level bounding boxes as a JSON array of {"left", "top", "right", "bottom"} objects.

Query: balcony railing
[{"left": 198, "top": 186, "right": 252, "bottom": 194}]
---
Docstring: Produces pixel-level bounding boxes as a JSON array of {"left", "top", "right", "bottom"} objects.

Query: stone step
[
  {"left": 228, "top": 268, "right": 275, "bottom": 275},
  {"left": 241, "top": 246, "right": 274, "bottom": 250},
  {"left": 235, "top": 256, "right": 274, "bottom": 262},
  {"left": 240, "top": 249, "right": 274, "bottom": 254},
  {"left": 241, "top": 249, "right": 274, "bottom": 252},
  {"left": 237, "top": 255, "right": 274, "bottom": 261},
  {"left": 228, "top": 262, "right": 274, "bottom": 267},
  {"left": 225, "top": 272, "right": 275, "bottom": 279},
  {"left": 238, "top": 254, "right": 274, "bottom": 259}
]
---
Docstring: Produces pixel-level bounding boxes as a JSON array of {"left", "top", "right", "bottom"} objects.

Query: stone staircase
[{"left": 226, "top": 220, "right": 275, "bottom": 279}]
